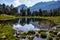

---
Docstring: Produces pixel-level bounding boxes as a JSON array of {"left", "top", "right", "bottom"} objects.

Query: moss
[
  {"left": 38, "top": 29, "right": 47, "bottom": 33},
  {"left": 56, "top": 37, "right": 60, "bottom": 40},
  {"left": 0, "top": 25, "right": 18, "bottom": 40},
  {"left": 20, "top": 32, "right": 27, "bottom": 35},
  {"left": 35, "top": 33, "right": 39, "bottom": 37},
  {"left": 49, "top": 30, "right": 58, "bottom": 36},
  {"left": 27, "top": 30, "right": 35, "bottom": 35},
  {"left": 40, "top": 32, "right": 47, "bottom": 38},
  {"left": 20, "top": 35, "right": 26, "bottom": 39},
  {"left": 49, "top": 30, "right": 54, "bottom": 34},
  {"left": 53, "top": 31, "right": 58, "bottom": 35},
  {"left": 47, "top": 36, "right": 53, "bottom": 40},
  {"left": 49, "top": 33, "right": 55, "bottom": 37},
  {"left": 6, "top": 36, "right": 18, "bottom": 40},
  {"left": 27, "top": 35, "right": 35, "bottom": 40},
  {"left": 56, "top": 27, "right": 60, "bottom": 31}
]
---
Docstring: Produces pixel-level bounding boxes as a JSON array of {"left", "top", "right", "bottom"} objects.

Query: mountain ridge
[{"left": 17, "top": 1, "right": 60, "bottom": 13}]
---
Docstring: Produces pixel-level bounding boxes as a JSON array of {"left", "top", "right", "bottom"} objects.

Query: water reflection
[
  {"left": 0, "top": 18, "right": 57, "bottom": 32},
  {"left": 12, "top": 18, "right": 56, "bottom": 32},
  {"left": 0, "top": 18, "right": 57, "bottom": 40},
  {"left": 13, "top": 24, "right": 39, "bottom": 32}
]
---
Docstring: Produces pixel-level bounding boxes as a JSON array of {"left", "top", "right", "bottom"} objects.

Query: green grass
[
  {"left": 0, "top": 14, "right": 60, "bottom": 23},
  {"left": 0, "top": 14, "right": 17, "bottom": 20},
  {"left": 0, "top": 25, "right": 18, "bottom": 40},
  {"left": 56, "top": 28, "right": 60, "bottom": 31},
  {"left": 17, "top": 16, "right": 60, "bottom": 23},
  {"left": 40, "top": 16, "right": 60, "bottom": 23}
]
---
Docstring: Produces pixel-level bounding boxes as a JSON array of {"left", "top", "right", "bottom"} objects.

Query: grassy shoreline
[
  {"left": 0, "top": 14, "right": 17, "bottom": 20},
  {"left": 0, "top": 14, "right": 60, "bottom": 23},
  {"left": 18, "top": 16, "right": 60, "bottom": 24}
]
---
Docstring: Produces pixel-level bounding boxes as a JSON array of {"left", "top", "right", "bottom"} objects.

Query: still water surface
[{"left": 0, "top": 18, "right": 57, "bottom": 40}]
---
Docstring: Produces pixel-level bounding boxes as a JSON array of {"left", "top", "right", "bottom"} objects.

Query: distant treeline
[
  {"left": 19, "top": 7, "right": 60, "bottom": 16},
  {"left": 0, "top": 4, "right": 17, "bottom": 15},
  {"left": 0, "top": 3, "right": 60, "bottom": 16}
]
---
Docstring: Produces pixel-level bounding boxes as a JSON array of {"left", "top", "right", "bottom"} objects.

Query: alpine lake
[{"left": 0, "top": 18, "right": 60, "bottom": 40}]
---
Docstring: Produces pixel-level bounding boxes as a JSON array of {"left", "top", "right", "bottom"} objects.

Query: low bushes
[
  {"left": 49, "top": 33, "right": 55, "bottom": 37},
  {"left": 49, "top": 30, "right": 54, "bottom": 34},
  {"left": 27, "top": 35, "right": 35, "bottom": 40},
  {"left": 20, "top": 35, "right": 26, "bottom": 39},
  {"left": 0, "top": 25, "right": 18, "bottom": 40},
  {"left": 20, "top": 32, "right": 27, "bottom": 35},
  {"left": 53, "top": 31, "right": 58, "bottom": 35},
  {"left": 27, "top": 30, "right": 35, "bottom": 35},
  {"left": 35, "top": 33, "right": 39, "bottom": 37},
  {"left": 40, "top": 32, "right": 47, "bottom": 38},
  {"left": 38, "top": 29, "right": 47, "bottom": 33},
  {"left": 56, "top": 37, "right": 60, "bottom": 40},
  {"left": 47, "top": 36, "right": 53, "bottom": 40},
  {"left": 49, "top": 30, "right": 58, "bottom": 35}
]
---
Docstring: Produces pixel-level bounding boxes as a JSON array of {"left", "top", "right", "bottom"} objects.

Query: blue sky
[{"left": 0, "top": 0, "right": 58, "bottom": 7}]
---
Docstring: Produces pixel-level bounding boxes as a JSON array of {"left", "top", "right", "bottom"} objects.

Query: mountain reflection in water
[
  {"left": 12, "top": 18, "right": 57, "bottom": 32},
  {"left": 13, "top": 24, "right": 40, "bottom": 32}
]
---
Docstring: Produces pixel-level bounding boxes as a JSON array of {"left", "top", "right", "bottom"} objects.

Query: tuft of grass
[
  {"left": 56, "top": 37, "right": 60, "bottom": 40},
  {"left": 38, "top": 29, "right": 47, "bottom": 33},
  {"left": 35, "top": 33, "right": 39, "bottom": 37},
  {"left": 0, "top": 14, "right": 16, "bottom": 20},
  {"left": 0, "top": 25, "right": 18, "bottom": 40},
  {"left": 40, "top": 32, "right": 47, "bottom": 38},
  {"left": 47, "top": 35, "right": 53, "bottom": 40},
  {"left": 27, "top": 30, "right": 35, "bottom": 35},
  {"left": 27, "top": 35, "right": 35, "bottom": 40},
  {"left": 20, "top": 35, "right": 26, "bottom": 39}
]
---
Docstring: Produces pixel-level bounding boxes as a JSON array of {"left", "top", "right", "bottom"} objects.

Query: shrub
[
  {"left": 0, "top": 25, "right": 18, "bottom": 40},
  {"left": 38, "top": 29, "right": 47, "bottom": 33},
  {"left": 28, "top": 35, "right": 35, "bottom": 40},
  {"left": 49, "top": 30, "right": 54, "bottom": 34},
  {"left": 56, "top": 37, "right": 60, "bottom": 40},
  {"left": 20, "top": 32, "right": 27, "bottom": 35},
  {"left": 40, "top": 32, "right": 47, "bottom": 38},
  {"left": 47, "top": 36, "right": 53, "bottom": 40},
  {"left": 20, "top": 35, "right": 26, "bottom": 39},
  {"left": 27, "top": 30, "right": 35, "bottom": 35},
  {"left": 35, "top": 33, "right": 39, "bottom": 37},
  {"left": 53, "top": 31, "right": 58, "bottom": 35},
  {"left": 49, "top": 30, "right": 58, "bottom": 36},
  {"left": 49, "top": 33, "right": 55, "bottom": 37}
]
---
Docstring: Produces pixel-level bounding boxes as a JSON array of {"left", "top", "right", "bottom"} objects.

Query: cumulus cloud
[
  {"left": 0, "top": 0, "right": 58, "bottom": 7},
  {"left": 13, "top": 0, "right": 33, "bottom": 7},
  {"left": 13, "top": 0, "right": 21, "bottom": 7},
  {"left": 25, "top": 0, "right": 33, "bottom": 7}
]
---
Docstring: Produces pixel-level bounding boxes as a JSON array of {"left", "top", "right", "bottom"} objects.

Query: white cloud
[
  {"left": 11, "top": 0, "right": 57, "bottom": 7},
  {"left": 25, "top": 0, "right": 33, "bottom": 7},
  {"left": 24, "top": 0, "right": 53, "bottom": 7},
  {"left": 0, "top": 0, "right": 58, "bottom": 7},
  {"left": 13, "top": 0, "right": 34, "bottom": 7},
  {"left": 13, "top": 0, "right": 21, "bottom": 7}
]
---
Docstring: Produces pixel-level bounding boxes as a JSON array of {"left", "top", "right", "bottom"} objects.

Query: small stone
[
  {"left": 2, "top": 36, "right": 6, "bottom": 39},
  {"left": 57, "top": 32, "right": 60, "bottom": 35}
]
